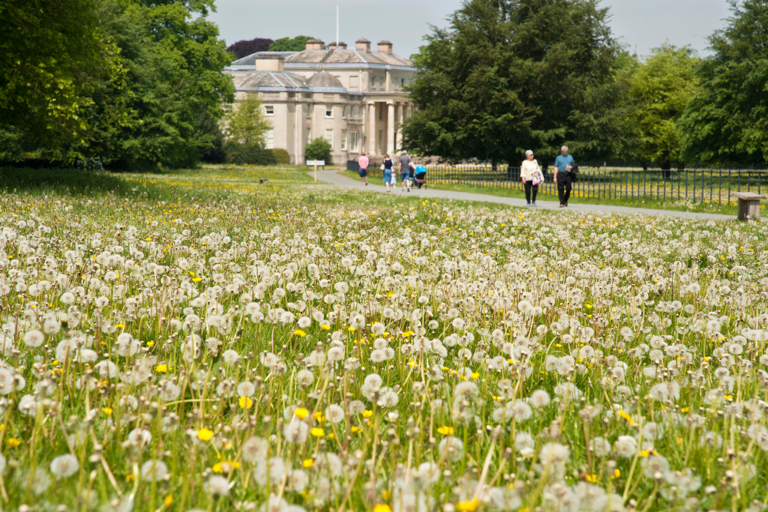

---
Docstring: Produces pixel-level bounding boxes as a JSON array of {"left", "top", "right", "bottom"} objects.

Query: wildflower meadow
[{"left": 1, "top": 167, "right": 768, "bottom": 512}]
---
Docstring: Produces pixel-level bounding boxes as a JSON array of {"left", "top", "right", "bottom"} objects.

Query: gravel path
[{"left": 312, "top": 170, "right": 737, "bottom": 221}]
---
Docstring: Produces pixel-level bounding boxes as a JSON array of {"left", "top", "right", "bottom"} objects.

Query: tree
[
  {"left": 227, "top": 38, "right": 274, "bottom": 59},
  {"left": 0, "top": 0, "right": 126, "bottom": 159},
  {"left": 223, "top": 94, "right": 272, "bottom": 145},
  {"left": 624, "top": 44, "right": 700, "bottom": 169},
  {"left": 305, "top": 137, "right": 332, "bottom": 163},
  {"left": 80, "top": 0, "right": 235, "bottom": 170},
  {"left": 678, "top": 0, "right": 768, "bottom": 166},
  {"left": 269, "top": 36, "right": 314, "bottom": 52},
  {"left": 401, "top": 0, "right": 622, "bottom": 167}
]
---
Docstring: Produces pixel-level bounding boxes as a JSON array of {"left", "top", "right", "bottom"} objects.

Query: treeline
[
  {"left": 403, "top": 0, "right": 768, "bottom": 169},
  {"left": 0, "top": 0, "right": 234, "bottom": 171},
  {"left": 227, "top": 36, "right": 315, "bottom": 59}
]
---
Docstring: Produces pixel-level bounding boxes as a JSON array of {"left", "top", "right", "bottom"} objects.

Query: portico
[{"left": 366, "top": 100, "right": 411, "bottom": 157}]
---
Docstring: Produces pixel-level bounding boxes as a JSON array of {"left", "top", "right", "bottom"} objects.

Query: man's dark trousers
[{"left": 557, "top": 174, "right": 572, "bottom": 204}]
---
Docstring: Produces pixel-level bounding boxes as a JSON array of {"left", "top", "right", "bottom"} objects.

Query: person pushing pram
[{"left": 413, "top": 165, "right": 427, "bottom": 189}]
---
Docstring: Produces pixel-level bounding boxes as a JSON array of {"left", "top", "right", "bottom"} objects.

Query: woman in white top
[{"left": 520, "top": 150, "right": 543, "bottom": 207}]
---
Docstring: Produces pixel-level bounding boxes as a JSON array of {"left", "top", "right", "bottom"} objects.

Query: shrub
[
  {"left": 272, "top": 148, "right": 290, "bottom": 164},
  {"left": 304, "top": 137, "right": 332, "bottom": 164},
  {"left": 225, "top": 142, "right": 277, "bottom": 166}
]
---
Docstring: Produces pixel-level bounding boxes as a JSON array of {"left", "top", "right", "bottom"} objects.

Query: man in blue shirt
[{"left": 553, "top": 146, "right": 575, "bottom": 207}]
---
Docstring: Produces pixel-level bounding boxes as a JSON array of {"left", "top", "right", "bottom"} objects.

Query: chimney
[
  {"left": 377, "top": 40, "right": 393, "bottom": 55},
  {"left": 328, "top": 41, "right": 347, "bottom": 50},
  {"left": 305, "top": 39, "right": 325, "bottom": 51},
  {"left": 356, "top": 38, "right": 371, "bottom": 53},
  {"left": 255, "top": 55, "right": 284, "bottom": 72}
]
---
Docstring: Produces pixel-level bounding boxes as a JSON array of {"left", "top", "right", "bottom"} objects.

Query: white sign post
[{"left": 306, "top": 160, "right": 325, "bottom": 182}]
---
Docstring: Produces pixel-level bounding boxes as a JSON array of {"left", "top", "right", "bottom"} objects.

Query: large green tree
[
  {"left": 678, "top": 0, "right": 768, "bottom": 166},
  {"left": 81, "top": 0, "right": 234, "bottom": 170},
  {"left": 0, "top": 0, "right": 126, "bottom": 160},
  {"left": 624, "top": 44, "right": 700, "bottom": 169},
  {"left": 269, "top": 36, "right": 315, "bottom": 52},
  {"left": 401, "top": 0, "right": 623, "bottom": 166}
]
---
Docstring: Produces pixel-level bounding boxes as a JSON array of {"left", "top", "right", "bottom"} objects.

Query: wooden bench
[
  {"left": 258, "top": 178, "right": 269, "bottom": 184},
  {"left": 732, "top": 192, "right": 766, "bottom": 221}
]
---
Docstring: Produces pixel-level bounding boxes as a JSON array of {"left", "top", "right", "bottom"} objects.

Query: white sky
[{"left": 210, "top": 0, "right": 734, "bottom": 60}]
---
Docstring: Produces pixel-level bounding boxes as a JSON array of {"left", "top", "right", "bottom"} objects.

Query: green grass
[{"left": 340, "top": 170, "right": 742, "bottom": 215}]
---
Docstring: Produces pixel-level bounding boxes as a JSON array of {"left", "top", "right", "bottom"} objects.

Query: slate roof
[
  {"left": 228, "top": 49, "right": 413, "bottom": 72},
  {"left": 286, "top": 49, "right": 412, "bottom": 68},
  {"left": 232, "top": 72, "right": 311, "bottom": 91}
]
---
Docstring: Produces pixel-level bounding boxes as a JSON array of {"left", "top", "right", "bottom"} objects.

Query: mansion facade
[{"left": 225, "top": 38, "right": 416, "bottom": 165}]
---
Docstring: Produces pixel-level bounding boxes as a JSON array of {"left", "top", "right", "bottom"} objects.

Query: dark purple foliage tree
[{"left": 227, "top": 38, "right": 274, "bottom": 59}]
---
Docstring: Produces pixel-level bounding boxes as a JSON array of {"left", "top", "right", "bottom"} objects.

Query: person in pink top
[{"left": 358, "top": 153, "right": 370, "bottom": 186}]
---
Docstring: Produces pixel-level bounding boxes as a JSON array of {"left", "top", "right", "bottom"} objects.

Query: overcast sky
[{"left": 210, "top": 0, "right": 734, "bottom": 60}]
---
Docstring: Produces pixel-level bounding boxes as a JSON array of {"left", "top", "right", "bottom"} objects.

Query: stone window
[
  {"left": 306, "top": 128, "right": 311, "bottom": 142},
  {"left": 371, "top": 76, "right": 375, "bottom": 89},
  {"left": 341, "top": 129, "right": 347, "bottom": 150},
  {"left": 306, "top": 105, "right": 311, "bottom": 118},
  {"left": 350, "top": 131, "right": 359, "bottom": 152},
  {"left": 265, "top": 129, "right": 274, "bottom": 149},
  {"left": 325, "top": 129, "right": 334, "bottom": 148},
  {"left": 325, "top": 105, "right": 333, "bottom": 118},
  {"left": 265, "top": 105, "right": 274, "bottom": 116},
  {"left": 342, "top": 106, "right": 347, "bottom": 118}
]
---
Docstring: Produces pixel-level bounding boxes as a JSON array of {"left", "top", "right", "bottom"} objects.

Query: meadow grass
[{"left": 0, "top": 165, "right": 766, "bottom": 512}]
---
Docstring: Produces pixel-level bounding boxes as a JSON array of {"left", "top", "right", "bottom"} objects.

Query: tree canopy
[
  {"left": 227, "top": 38, "right": 274, "bottom": 59},
  {"left": 678, "top": 0, "right": 768, "bottom": 166},
  {"left": 1, "top": 0, "right": 234, "bottom": 169},
  {"left": 623, "top": 44, "right": 701, "bottom": 169},
  {"left": 401, "top": 0, "right": 623, "bottom": 166},
  {"left": 269, "top": 36, "right": 315, "bottom": 52},
  {"left": 0, "top": 0, "right": 126, "bottom": 159},
  {"left": 223, "top": 93, "right": 271, "bottom": 145}
]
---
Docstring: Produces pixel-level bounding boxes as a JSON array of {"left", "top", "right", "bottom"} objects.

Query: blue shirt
[{"left": 554, "top": 154, "right": 574, "bottom": 173}]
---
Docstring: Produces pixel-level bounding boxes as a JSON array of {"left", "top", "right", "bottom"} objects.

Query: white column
[
  {"left": 395, "top": 103, "right": 404, "bottom": 150},
  {"left": 387, "top": 102, "right": 395, "bottom": 155},
  {"left": 368, "top": 103, "right": 376, "bottom": 156}
]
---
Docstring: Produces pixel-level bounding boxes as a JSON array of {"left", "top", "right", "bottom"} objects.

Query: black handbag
[{"left": 570, "top": 164, "right": 579, "bottom": 182}]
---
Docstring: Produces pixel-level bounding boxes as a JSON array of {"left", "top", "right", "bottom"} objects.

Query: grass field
[{"left": 0, "top": 165, "right": 767, "bottom": 512}]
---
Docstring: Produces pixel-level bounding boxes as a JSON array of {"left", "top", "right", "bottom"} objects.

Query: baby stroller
[{"left": 413, "top": 165, "right": 427, "bottom": 189}]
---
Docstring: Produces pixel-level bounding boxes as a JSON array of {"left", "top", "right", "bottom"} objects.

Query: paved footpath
[{"left": 312, "top": 170, "right": 737, "bottom": 221}]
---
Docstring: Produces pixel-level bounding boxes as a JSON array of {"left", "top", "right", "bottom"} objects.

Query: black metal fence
[{"left": 346, "top": 164, "right": 768, "bottom": 206}]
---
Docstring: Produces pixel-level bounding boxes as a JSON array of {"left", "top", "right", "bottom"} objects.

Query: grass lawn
[{"left": 340, "top": 170, "right": 741, "bottom": 216}]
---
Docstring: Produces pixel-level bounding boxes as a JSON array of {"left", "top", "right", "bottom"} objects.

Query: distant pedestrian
[
  {"left": 358, "top": 152, "right": 369, "bottom": 186},
  {"left": 520, "top": 150, "right": 543, "bottom": 207},
  {"left": 553, "top": 146, "right": 575, "bottom": 207},
  {"left": 383, "top": 154, "right": 395, "bottom": 193},
  {"left": 399, "top": 151, "right": 413, "bottom": 192}
]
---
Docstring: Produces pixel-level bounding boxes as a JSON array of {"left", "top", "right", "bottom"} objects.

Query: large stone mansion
[{"left": 224, "top": 38, "right": 416, "bottom": 165}]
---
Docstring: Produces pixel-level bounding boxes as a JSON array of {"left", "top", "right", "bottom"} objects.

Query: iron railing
[{"left": 347, "top": 164, "right": 768, "bottom": 206}]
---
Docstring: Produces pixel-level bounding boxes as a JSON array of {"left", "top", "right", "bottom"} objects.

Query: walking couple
[
  {"left": 520, "top": 146, "right": 576, "bottom": 208},
  {"left": 382, "top": 151, "right": 416, "bottom": 193}
]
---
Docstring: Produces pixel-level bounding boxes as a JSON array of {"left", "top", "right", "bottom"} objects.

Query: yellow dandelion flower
[
  {"left": 457, "top": 498, "right": 479, "bottom": 512},
  {"left": 197, "top": 428, "right": 214, "bottom": 441}
]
